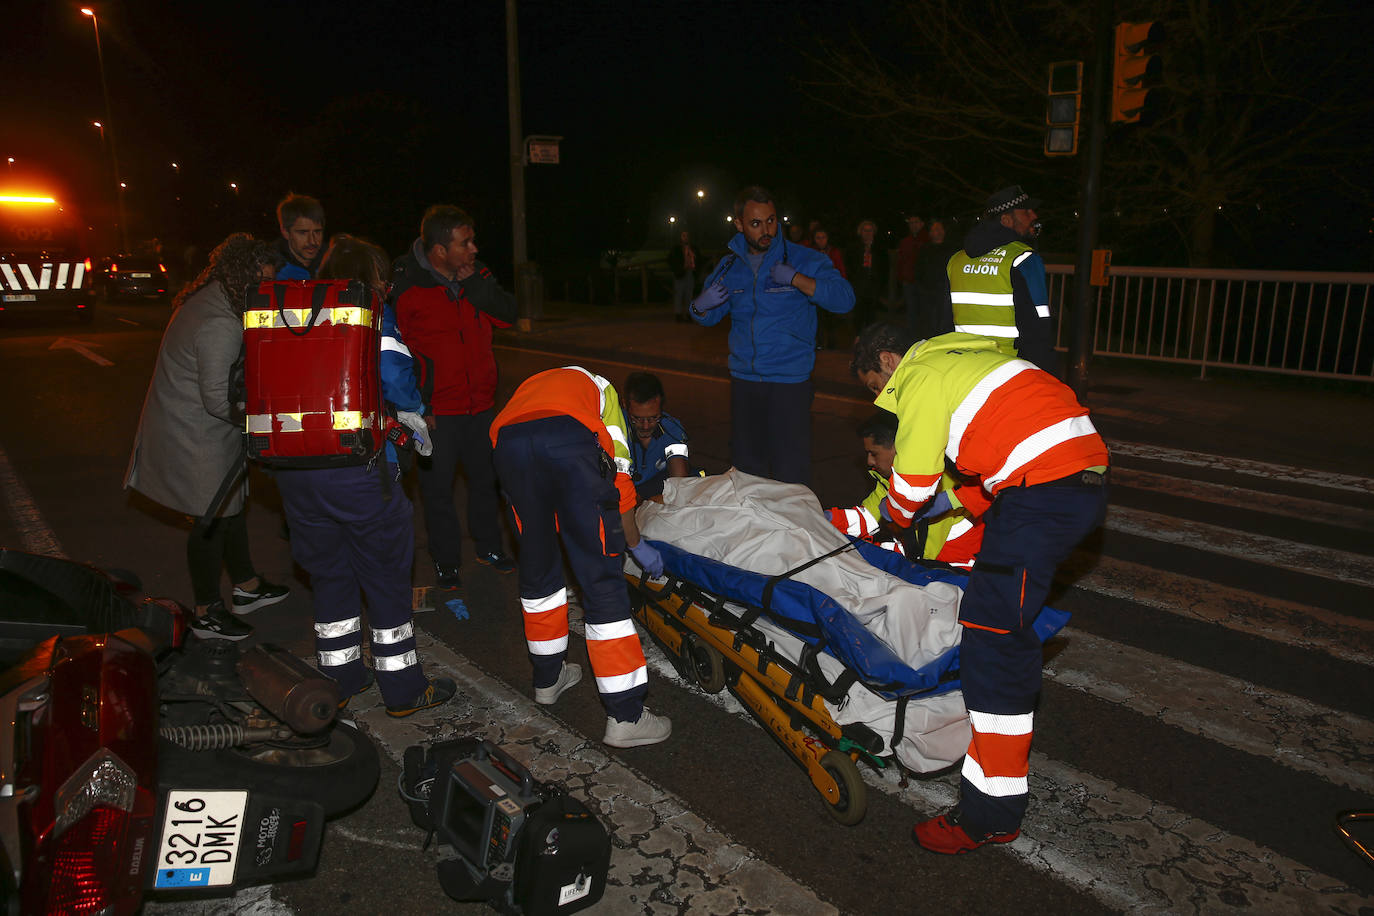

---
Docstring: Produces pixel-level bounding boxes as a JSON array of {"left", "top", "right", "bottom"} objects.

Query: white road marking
[
  {"left": 1105, "top": 504, "right": 1374, "bottom": 586},
  {"left": 0, "top": 443, "right": 65, "bottom": 557},
  {"left": 1111, "top": 466, "right": 1374, "bottom": 531},
  {"left": 353, "top": 632, "right": 838, "bottom": 916},
  {"left": 331, "top": 823, "right": 428, "bottom": 852},
  {"left": 143, "top": 884, "right": 292, "bottom": 915},
  {"left": 1062, "top": 554, "right": 1374, "bottom": 667},
  {"left": 1045, "top": 628, "right": 1374, "bottom": 794},
  {"left": 48, "top": 336, "right": 114, "bottom": 366},
  {"left": 1110, "top": 441, "right": 1374, "bottom": 495},
  {"left": 620, "top": 606, "right": 1370, "bottom": 913}
]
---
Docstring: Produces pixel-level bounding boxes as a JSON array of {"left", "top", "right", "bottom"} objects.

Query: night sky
[
  {"left": 7, "top": 1, "right": 1370, "bottom": 274},
  {"left": 9, "top": 1, "right": 913, "bottom": 273}
]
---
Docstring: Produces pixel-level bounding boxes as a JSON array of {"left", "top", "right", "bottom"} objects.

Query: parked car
[{"left": 99, "top": 256, "right": 169, "bottom": 300}]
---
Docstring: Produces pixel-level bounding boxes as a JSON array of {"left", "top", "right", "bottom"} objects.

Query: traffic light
[
  {"left": 1044, "top": 60, "right": 1082, "bottom": 156},
  {"left": 1112, "top": 21, "right": 1163, "bottom": 124}
]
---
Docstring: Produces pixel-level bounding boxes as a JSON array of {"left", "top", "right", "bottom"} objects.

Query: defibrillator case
[
  {"left": 416, "top": 739, "right": 610, "bottom": 916},
  {"left": 242, "top": 279, "right": 384, "bottom": 467}
]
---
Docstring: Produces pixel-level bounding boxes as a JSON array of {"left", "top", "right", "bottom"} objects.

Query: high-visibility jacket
[
  {"left": 946, "top": 241, "right": 1034, "bottom": 357},
  {"left": 826, "top": 469, "right": 984, "bottom": 567},
  {"left": 873, "top": 333, "right": 1108, "bottom": 527},
  {"left": 490, "top": 366, "right": 637, "bottom": 513}
]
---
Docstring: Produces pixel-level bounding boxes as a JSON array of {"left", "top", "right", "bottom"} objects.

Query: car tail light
[
  {"left": 44, "top": 750, "right": 143, "bottom": 913},
  {"left": 158, "top": 263, "right": 167, "bottom": 274},
  {"left": 48, "top": 806, "right": 134, "bottom": 913},
  {"left": 84, "top": 257, "right": 92, "bottom": 271},
  {"left": 109, "top": 262, "right": 119, "bottom": 272}
]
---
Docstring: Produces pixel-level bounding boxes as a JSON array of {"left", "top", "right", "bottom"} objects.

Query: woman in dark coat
[{"left": 125, "top": 233, "right": 289, "bottom": 639}]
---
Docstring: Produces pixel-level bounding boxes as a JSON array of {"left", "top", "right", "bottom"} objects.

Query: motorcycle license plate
[{"left": 152, "top": 790, "right": 248, "bottom": 888}]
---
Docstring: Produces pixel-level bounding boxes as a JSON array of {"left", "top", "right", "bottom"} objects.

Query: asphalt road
[{"left": 2, "top": 298, "right": 1371, "bottom": 914}]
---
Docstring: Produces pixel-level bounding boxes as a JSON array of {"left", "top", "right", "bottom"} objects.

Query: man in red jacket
[{"left": 390, "top": 205, "right": 518, "bottom": 589}]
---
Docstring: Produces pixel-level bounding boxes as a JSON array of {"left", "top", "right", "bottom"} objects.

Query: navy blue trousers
[
  {"left": 276, "top": 464, "right": 428, "bottom": 707},
  {"left": 956, "top": 478, "right": 1107, "bottom": 835},
  {"left": 494, "top": 416, "right": 648, "bottom": 722},
  {"left": 729, "top": 378, "right": 813, "bottom": 486}
]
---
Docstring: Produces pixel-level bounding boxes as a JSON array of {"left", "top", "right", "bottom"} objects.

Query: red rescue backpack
[{"left": 242, "top": 279, "right": 385, "bottom": 467}]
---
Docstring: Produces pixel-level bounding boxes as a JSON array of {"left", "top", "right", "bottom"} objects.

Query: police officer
[{"left": 942, "top": 186, "right": 1055, "bottom": 374}]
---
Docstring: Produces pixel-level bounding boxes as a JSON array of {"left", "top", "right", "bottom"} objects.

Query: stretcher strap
[
  {"left": 889, "top": 696, "right": 911, "bottom": 753},
  {"left": 796, "top": 644, "right": 861, "bottom": 706},
  {"left": 754, "top": 542, "right": 856, "bottom": 628}
]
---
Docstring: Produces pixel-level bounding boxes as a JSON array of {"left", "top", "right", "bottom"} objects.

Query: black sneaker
[
  {"left": 386, "top": 677, "right": 458, "bottom": 718},
  {"left": 190, "top": 600, "right": 253, "bottom": 641},
  {"left": 474, "top": 550, "right": 516, "bottom": 574},
  {"left": 435, "top": 564, "right": 462, "bottom": 590},
  {"left": 231, "top": 577, "right": 291, "bottom": 615}
]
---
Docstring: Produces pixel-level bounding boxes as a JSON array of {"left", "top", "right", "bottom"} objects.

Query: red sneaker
[{"left": 912, "top": 812, "right": 1020, "bottom": 855}]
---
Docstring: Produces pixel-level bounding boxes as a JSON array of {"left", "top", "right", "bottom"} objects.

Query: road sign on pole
[{"left": 526, "top": 136, "right": 563, "bottom": 165}]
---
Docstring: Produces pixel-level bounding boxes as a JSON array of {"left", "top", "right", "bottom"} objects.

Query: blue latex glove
[
  {"left": 878, "top": 498, "right": 893, "bottom": 523},
  {"left": 770, "top": 261, "right": 798, "bottom": 287},
  {"left": 628, "top": 540, "right": 664, "bottom": 578},
  {"left": 691, "top": 281, "right": 729, "bottom": 314},
  {"left": 913, "top": 490, "right": 953, "bottom": 521}
]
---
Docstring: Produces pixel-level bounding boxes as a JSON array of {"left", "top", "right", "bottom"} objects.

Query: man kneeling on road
[
  {"left": 850, "top": 322, "right": 1109, "bottom": 854},
  {"left": 491, "top": 366, "right": 672, "bottom": 749}
]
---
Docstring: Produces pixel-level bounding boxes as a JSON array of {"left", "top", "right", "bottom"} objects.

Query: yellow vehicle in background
[{"left": 0, "top": 192, "right": 94, "bottom": 322}]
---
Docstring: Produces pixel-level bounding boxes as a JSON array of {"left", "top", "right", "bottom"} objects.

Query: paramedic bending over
[
  {"left": 490, "top": 367, "right": 672, "bottom": 749},
  {"left": 850, "top": 322, "right": 1109, "bottom": 855},
  {"left": 273, "top": 236, "right": 456, "bottom": 718}
]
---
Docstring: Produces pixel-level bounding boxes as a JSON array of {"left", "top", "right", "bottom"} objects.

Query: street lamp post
[{"left": 81, "top": 7, "right": 128, "bottom": 252}]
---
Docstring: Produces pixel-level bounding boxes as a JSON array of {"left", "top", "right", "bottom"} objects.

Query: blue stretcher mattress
[{"left": 648, "top": 537, "right": 1071, "bottom": 702}]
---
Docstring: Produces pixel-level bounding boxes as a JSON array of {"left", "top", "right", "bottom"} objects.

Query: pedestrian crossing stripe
[{"left": 0, "top": 262, "right": 86, "bottom": 291}]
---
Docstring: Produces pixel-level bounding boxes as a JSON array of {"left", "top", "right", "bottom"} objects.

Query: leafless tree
[{"left": 801, "top": 0, "right": 1372, "bottom": 265}]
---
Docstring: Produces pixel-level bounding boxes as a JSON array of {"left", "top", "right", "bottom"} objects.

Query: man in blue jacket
[{"left": 690, "top": 186, "right": 855, "bottom": 486}]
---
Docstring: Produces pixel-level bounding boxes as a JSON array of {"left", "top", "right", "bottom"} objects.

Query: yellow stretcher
[{"left": 626, "top": 571, "right": 879, "bottom": 825}]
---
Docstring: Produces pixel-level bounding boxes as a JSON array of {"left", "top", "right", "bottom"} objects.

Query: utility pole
[
  {"left": 506, "top": 0, "right": 531, "bottom": 331},
  {"left": 1068, "top": 0, "right": 1113, "bottom": 400},
  {"left": 82, "top": 8, "right": 129, "bottom": 253}
]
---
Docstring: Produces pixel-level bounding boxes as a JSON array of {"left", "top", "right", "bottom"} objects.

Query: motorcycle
[{"left": 0, "top": 548, "right": 380, "bottom": 914}]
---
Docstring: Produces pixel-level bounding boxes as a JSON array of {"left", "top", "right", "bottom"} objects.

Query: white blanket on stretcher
[{"left": 633, "top": 469, "right": 971, "bottom": 772}]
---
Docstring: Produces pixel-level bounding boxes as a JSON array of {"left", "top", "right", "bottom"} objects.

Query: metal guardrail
[{"left": 1046, "top": 264, "right": 1374, "bottom": 381}]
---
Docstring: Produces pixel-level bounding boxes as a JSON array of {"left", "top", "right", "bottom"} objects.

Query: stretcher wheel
[
  {"left": 819, "top": 750, "right": 867, "bottom": 826},
  {"left": 680, "top": 633, "right": 726, "bottom": 694}
]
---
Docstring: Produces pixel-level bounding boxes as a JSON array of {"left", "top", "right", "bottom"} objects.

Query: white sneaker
[
  {"left": 603, "top": 708, "right": 672, "bottom": 748},
  {"left": 533, "top": 662, "right": 582, "bottom": 705}
]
